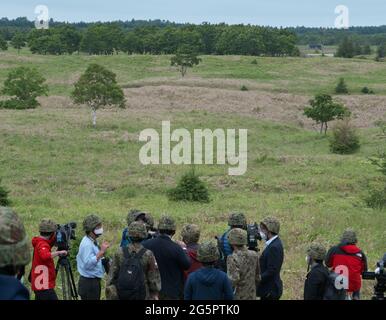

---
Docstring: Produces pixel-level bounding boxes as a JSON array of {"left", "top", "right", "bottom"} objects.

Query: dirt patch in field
[{"left": 123, "top": 84, "right": 386, "bottom": 129}]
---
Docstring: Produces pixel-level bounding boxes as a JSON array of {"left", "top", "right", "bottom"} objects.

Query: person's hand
[
  {"left": 58, "top": 250, "right": 68, "bottom": 256},
  {"left": 101, "top": 241, "right": 110, "bottom": 253}
]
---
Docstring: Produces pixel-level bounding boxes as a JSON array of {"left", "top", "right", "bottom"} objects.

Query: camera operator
[
  {"left": 76, "top": 214, "right": 109, "bottom": 300},
  {"left": 31, "top": 219, "right": 68, "bottom": 300}
]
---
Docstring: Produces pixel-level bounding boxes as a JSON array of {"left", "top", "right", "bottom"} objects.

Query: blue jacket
[
  {"left": 0, "top": 275, "right": 30, "bottom": 300},
  {"left": 120, "top": 227, "right": 132, "bottom": 247},
  {"left": 184, "top": 267, "right": 234, "bottom": 300},
  {"left": 220, "top": 229, "right": 233, "bottom": 257},
  {"left": 257, "top": 237, "right": 284, "bottom": 299}
]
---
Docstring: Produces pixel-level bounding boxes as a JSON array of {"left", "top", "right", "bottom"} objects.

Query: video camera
[
  {"left": 362, "top": 257, "right": 386, "bottom": 300},
  {"left": 247, "top": 223, "right": 262, "bottom": 252},
  {"left": 55, "top": 222, "right": 77, "bottom": 251}
]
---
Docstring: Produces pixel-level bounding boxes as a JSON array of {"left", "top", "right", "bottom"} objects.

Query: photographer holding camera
[
  {"left": 76, "top": 214, "right": 110, "bottom": 300},
  {"left": 31, "top": 219, "right": 68, "bottom": 300}
]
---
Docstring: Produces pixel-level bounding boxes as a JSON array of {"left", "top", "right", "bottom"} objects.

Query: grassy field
[{"left": 0, "top": 48, "right": 385, "bottom": 300}]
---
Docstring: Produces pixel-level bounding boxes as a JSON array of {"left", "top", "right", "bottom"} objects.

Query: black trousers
[
  {"left": 34, "top": 289, "right": 58, "bottom": 300},
  {"left": 78, "top": 276, "right": 101, "bottom": 300}
]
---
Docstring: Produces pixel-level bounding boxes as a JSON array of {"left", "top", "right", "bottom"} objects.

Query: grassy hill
[{"left": 0, "top": 48, "right": 385, "bottom": 299}]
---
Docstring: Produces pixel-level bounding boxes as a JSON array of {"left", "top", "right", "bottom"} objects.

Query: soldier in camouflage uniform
[
  {"left": 227, "top": 228, "right": 261, "bottom": 300},
  {"left": 216, "top": 212, "right": 247, "bottom": 271},
  {"left": 106, "top": 222, "right": 161, "bottom": 300},
  {"left": 120, "top": 209, "right": 147, "bottom": 247},
  {"left": 181, "top": 224, "right": 202, "bottom": 280},
  {"left": 0, "top": 207, "right": 31, "bottom": 300}
]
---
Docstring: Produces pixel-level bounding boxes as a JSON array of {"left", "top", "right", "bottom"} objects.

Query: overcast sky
[{"left": 1, "top": 1, "right": 385, "bottom": 27}]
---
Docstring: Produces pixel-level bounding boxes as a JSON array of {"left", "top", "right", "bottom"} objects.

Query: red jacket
[
  {"left": 184, "top": 245, "right": 203, "bottom": 281},
  {"left": 31, "top": 236, "right": 56, "bottom": 291},
  {"left": 326, "top": 244, "right": 367, "bottom": 293}
]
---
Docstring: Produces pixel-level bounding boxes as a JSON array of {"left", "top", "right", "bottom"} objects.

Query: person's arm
[
  {"left": 81, "top": 242, "right": 100, "bottom": 270},
  {"left": 184, "top": 276, "right": 193, "bottom": 300},
  {"left": 36, "top": 243, "right": 54, "bottom": 262},
  {"left": 227, "top": 255, "right": 240, "bottom": 288},
  {"left": 260, "top": 246, "right": 281, "bottom": 283},
  {"left": 147, "top": 252, "right": 161, "bottom": 298},
  {"left": 105, "top": 251, "right": 120, "bottom": 300},
  {"left": 255, "top": 253, "right": 261, "bottom": 286},
  {"left": 361, "top": 251, "right": 368, "bottom": 272},
  {"left": 177, "top": 246, "right": 192, "bottom": 271},
  {"left": 223, "top": 274, "right": 234, "bottom": 300},
  {"left": 325, "top": 246, "right": 335, "bottom": 268}
]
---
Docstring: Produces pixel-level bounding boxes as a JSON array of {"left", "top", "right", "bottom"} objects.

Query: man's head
[
  {"left": 341, "top": 228, "right": 357, "bottom": 245},
  {"left": 83, "top": 214, "right": 103, "bottom": 238},
  {"left": 157, "top": 215, "right": 176, "bottom": 236},
  {"left": 128, "top": 221, "right": 148, "bottom": 242},
  {"left": 306, "top": 242, "right": 326, "bottom": 264},
  {"left": 0, "top": 207, "right": 30, "bottom": 277},
  {"left": 227, "top": 228, "right": 247, "bottom": 249},
  {"left": 260, "top": 216, "right": 280, "bottom": 240},
  {"left": 197, "top": 241, "right": 220, "bottom": 266},
  {"left": 39, "top": 218, "right": 57, "bottom": 239},
  {"left": 228, "top": 212, "right": 247, "bottom": 230},
  {"left": 126, "top": 209, "right": 146, "bottom": 227},
  {"left": 181, "top": 224, "right": 200, "bottom": 245}
]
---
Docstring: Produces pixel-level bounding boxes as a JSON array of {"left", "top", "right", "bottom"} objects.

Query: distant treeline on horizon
[{"left": 1, "top": 17, "right": 386, "bottom": 56}]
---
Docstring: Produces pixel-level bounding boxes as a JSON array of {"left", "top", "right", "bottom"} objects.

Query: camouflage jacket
[
  {"left": 106, "top": 242, "right": 161, "bottom": 300},
  {"left": 227, "top": 247, "right": 261, "bottom": 300}
]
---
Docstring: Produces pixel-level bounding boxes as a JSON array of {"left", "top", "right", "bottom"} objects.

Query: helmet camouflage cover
[
  {"left": 228, "top": 212, "right": 247, "bottom": 228},
  {"left": 341, "top": 228, "right": 357, "bottom": 244},
  {"left": 261, "top": 216, "right": 280, "bottom": 234},
  {"left": 307, "top": 242, "right": 327, "bottom": 261},
  {"left": 197, "top": 241, "right": 220, "bottom": 263},
  {"left": 126, "top": 209, "right": 146, "bottom": 226},
  {"left": 181, "top": 224, "right": 200, "bottom": 244},
  {"left": 0, "top": 207, "right": 31, "bottom": 267},
  {"left": 158, "top": 215, "right": 176, "bottom": 231},
  {"left": 83, "top": 214, "right": 102, "bottom": 232},
  {"left": 128, "top": 221, "right": 148, "bottom": 239},
  {"left": 144, "top": 213, "right": 154, "bottom": 229},
  {"left": 227, "top": 228, "right": 248, "bottom": 246},
  {"left": 39, "top": 218, "right": 57, "bottom": 233}
]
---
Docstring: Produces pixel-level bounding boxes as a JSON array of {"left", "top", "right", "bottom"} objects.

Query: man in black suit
[
  {"left": 143, "top": 215, "right": 191, "bottom": 300},
  {"left": 257, "top": 216, "right": 284, "bottom": 300}
]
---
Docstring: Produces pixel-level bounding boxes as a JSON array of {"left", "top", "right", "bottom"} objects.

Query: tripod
[{"left": 55, "top": 256, "right": 78, "bottom": 300}]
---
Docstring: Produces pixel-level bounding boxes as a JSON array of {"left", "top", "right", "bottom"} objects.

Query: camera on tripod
[
  {"left": 247, "top": 223, "right": 262, "bottom": 251},
  {"left": 55, "top": 222, "right": 77, "bottom": 251},
  {"left": 362, "top": 258, "right": 386, "bottom": 300}
]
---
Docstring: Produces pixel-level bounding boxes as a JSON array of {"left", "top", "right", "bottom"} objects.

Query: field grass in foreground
[{"left": 0, "top": 105, "right": 385, "bottom": 300}]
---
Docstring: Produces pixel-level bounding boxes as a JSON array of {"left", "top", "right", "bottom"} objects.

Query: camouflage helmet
[
  {"left": 227, "top": 228, "right": 248, "bottom": 246},
  {"left": 197, "top": 241, "right": 220, "bottom": 263},
  {"left": 144, "top": 213, "right": 154, "bottom": 229},
  {"left": 181, "top": 224, "right": 200, "bottom": 244},
  {"left": 228, "top": 212, "right": 247, "bottom": 228},
  {"left": 128, "top": 221, "right": 148, "bottom": 239},
  {"left": 39, "top": 218, "right": 57, "bottom": 233},
  {"left": 126, "top": 209, "right": 146, "bottom": 226},
  {"left": 341, "top": 228, "right": 357, "bottom": 244},
  {"left": 83, "top": 214, "right": 102, "bottom": 232},
  {"left": 0, "top": 207, "right": 31, "bottom": 267},
  {"left": 158, "top": 215, "right": 176, "bottom": 231},
  {"left": 307, "top": 243, "right": 327, "bottom": 261},
  {"left": 261, "top": 216, "right": 280, "bottom": 234}
]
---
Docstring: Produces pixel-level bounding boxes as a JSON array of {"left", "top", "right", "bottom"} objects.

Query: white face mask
[
  {"left": 260, "top": 231, "right": 267, "bottom": 241},
  {"left": 94, "top": 227, "right": 103, "bottom": 236}
]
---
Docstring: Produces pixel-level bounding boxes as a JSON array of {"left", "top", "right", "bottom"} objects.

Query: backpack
[
  {"left": 323, "top": 271, "right": 347, "bottom": 300},
  {"left": 116, "top": 247, "right": 147, "bottom": 300}
]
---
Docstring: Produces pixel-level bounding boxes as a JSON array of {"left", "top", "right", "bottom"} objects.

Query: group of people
[{"left": 0, "top": 206, "right": 377, "bottom": 300}]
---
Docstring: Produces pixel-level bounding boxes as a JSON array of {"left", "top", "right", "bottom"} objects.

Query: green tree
[
  {"left": 304, "top": 94, "right": 350, "bottom": 134},
  {"left": 0, "top": 34, "right": 8, "bottom": 50},
  {"left": 335, "top": 78, "right": 349, "bottom": 94},
  {"left": 1, "top": 67, "right": 48, "bottom": 109},
  {"left": 171, "top": 46, "right": 201, "bottom": 77},
  {"left": 336, "top": 38, "right": 355, "bottom": 58},
  {"left": 72, "top": 64, "right": 125, "bottom": 127},
  {"left": 377, "top": 43, "right": 386, "bottom": 60},
  {"left": 10, "top": 32, "right": 26, "bottom": 53}
]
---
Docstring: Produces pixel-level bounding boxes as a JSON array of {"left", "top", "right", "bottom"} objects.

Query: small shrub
[
  {"left": 335, "top": 78, "right": 349, "bottom": 94},
  {"left": 329, "top": 119, "right": 360, "bottom": 154},
  {"left": 167, "top": 169, "right": 210, "bottom": 203},
  {"left": 251, "top": 59, "right": 258, "bottom": 65},
  {"left": 241, "top": 85, "right": 248, "bottom": 91},
  {"left": 0, "top": 98, "right": 39, "bottom": 110},
  {"left": 361, "top": 87, "right": 375, "bottom": 94},
  {"left": 0, "top": 180, "right": 10, "bottom": 206},
  {"left": 365, "top": 187, "right": 386, "bottom": 209}
]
